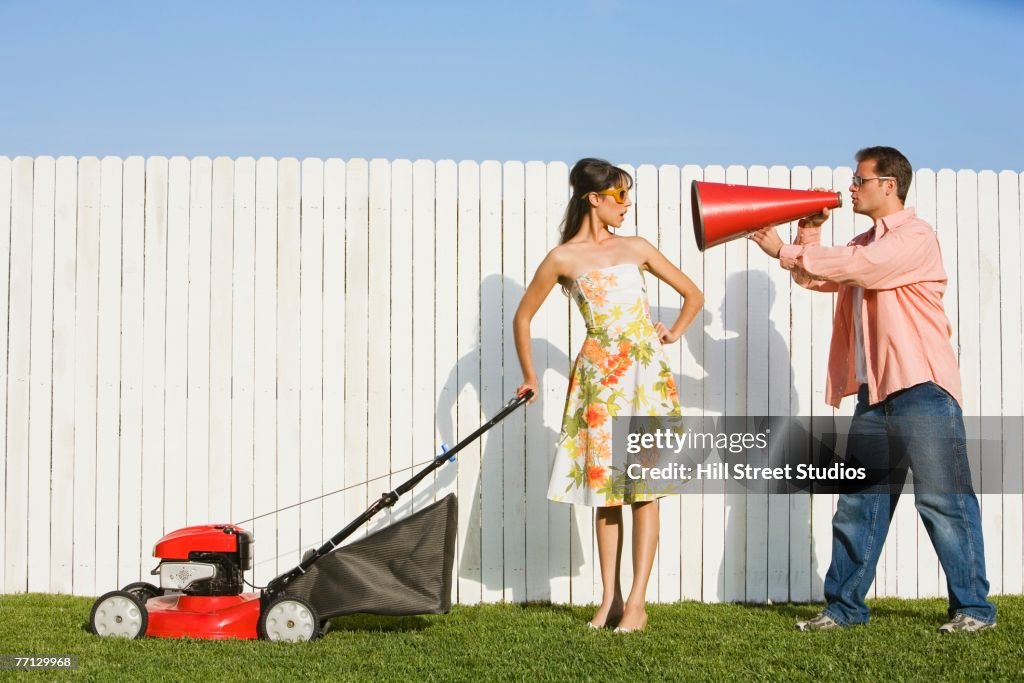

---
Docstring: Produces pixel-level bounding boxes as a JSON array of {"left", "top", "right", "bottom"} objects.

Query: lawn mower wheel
[{"left": 89, "top": 590, "right": 148, "bottom": 639}]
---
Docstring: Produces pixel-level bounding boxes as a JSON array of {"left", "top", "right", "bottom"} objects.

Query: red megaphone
[{"left": 691, "top": 181, "right": 843, "bottom": 251}]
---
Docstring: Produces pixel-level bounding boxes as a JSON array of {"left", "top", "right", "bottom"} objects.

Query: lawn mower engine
[
  {"left": 153, "top": 524, "right": 254, "bottom": 597},
  {"left": 88, "top": 524, "right": 321, "bottom": 641}
]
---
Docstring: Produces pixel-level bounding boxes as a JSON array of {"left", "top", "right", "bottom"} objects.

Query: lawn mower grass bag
[{"left": 282, "top": 493, "right": 458, "bottom": 618}]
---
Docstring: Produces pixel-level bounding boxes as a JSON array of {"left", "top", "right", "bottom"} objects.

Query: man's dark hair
[{"left": 855, "top": 146, "right": 913, "bottom": 203}]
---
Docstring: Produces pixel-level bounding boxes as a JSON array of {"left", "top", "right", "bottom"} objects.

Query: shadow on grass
[
  {"left": 864, "top": 601, "right": 949, "bottom": 621},
  {"left": 499, "top": 602, "right": 581, "bottom": 616},
  {"left": 327, "top": 613, "right": 434, "bottom": 633},
  {"left": 693, "top": 602, "right": 820, "bottom": 620},
  {"left": 328, "top": 602, "right": 586, "bottom": 634}
]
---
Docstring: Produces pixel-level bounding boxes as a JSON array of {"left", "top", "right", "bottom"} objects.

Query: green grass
[{"left": 0, "top": 594, "right": 1021, "bottom": 682}]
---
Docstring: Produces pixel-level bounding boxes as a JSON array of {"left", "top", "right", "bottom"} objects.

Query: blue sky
[{"left": 1, "top": 0, "right": 1021, "bottom": 171}]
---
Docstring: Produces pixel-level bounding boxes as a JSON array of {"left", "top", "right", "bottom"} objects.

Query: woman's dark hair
[{"left": 559, "top": 158, "right": 633, "bottom": 244}]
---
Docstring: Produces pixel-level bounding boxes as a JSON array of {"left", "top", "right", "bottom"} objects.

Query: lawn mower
[{"left": 88, "top": 390, "right": 532, "bottom": 641}]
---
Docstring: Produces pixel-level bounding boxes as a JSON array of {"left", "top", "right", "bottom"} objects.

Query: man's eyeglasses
[
  {"left": 851, "top": 175, "right": 895, "bottom": 188},
  {"left": 595, "top": 187, "right": 630, "bottom": 204}
]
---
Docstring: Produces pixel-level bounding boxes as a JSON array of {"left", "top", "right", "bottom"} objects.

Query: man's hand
[
  {"left": 799, "top": 188, "right": 833, "bottom": 228},
  {"left": 749, "top": 227, "right": 784, "bottom": 258}
]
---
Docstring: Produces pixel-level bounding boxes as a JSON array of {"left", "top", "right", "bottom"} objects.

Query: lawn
[{"left": 0, "top": 594, "right": 1020, "bottom": 681}]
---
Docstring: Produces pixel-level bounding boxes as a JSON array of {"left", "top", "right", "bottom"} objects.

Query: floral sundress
[{"left": 547, "top": 263, "right": 682, "bottom": 507}]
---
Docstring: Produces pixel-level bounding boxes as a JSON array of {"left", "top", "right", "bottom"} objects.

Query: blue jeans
[{"left": 822, "top": 382, "right": 996, "bottom": 625}]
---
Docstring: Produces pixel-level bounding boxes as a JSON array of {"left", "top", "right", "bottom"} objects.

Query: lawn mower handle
[
  {"left": 393, "top": 388, "right": 534, "bottom": 497},
  {"left": 264, "top": 389, "right": 533, "bottom": 597}
]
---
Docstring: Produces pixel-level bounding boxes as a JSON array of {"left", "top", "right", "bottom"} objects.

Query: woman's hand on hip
[{"left": 655, "top": 321, "right": 681, "bottom": 344}]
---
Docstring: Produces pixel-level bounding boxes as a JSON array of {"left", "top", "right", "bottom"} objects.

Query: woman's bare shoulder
[
  {"left": 542, "top": 243, "right": 587, "bottom": 287},
  {"left": 545, "top": 242, "right": 585, "bottom": 268}
]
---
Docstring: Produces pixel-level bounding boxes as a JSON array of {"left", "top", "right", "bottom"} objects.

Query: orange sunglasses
[{"left": 594, "top": 187, "right": 630, "bottom": 204}]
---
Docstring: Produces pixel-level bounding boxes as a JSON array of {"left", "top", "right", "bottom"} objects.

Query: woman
[{"left": 513, "top": 158, "right": 703, "bottom": 632}]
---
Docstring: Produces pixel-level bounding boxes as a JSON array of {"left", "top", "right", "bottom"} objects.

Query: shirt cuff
[{"left": 778, "top": 244, "right": 803, "bottom": 270}]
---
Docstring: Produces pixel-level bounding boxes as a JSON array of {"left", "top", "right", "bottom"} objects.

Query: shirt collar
[{"left": 873, "top": 207, "right": 916, "bottom": 238}]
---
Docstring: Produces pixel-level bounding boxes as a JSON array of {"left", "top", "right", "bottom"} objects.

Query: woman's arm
[
  {"left": 638, "top": 238, "right": 705, "bottom": 344},
  {"left": 513, "top": 252, "right": 562, "bottom": 402}
]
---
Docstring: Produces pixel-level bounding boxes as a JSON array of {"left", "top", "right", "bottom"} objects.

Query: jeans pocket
[
  {"left": 927, "top": 382, "right": 959, "bottom": 414},
  {"left": 952, "top": 441, "right": 973, "bottom": 494}
]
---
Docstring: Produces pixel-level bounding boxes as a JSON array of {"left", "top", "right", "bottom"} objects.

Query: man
[{"left": 749, "top": 146, "right": 996, "bottom": 633}]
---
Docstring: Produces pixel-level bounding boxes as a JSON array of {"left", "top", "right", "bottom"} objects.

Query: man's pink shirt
[{"left": 778, "top": 207, "right": 963, "bottom": 408}]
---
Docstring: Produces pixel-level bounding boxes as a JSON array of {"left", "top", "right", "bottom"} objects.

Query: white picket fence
[{"left": 0, "top": 156, "right": 1021, "bottom": 605}]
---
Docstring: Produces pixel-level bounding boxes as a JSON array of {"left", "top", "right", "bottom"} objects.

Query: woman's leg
[
  {"left": 592, "top": 505, "right": 624, "bottom": 626},
  {"left": 618, "top": 500, "right": 659, "bottom": 631}
]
